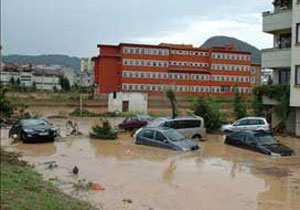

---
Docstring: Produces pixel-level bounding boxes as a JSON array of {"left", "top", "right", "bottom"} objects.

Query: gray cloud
[{"left": 2, "top": 0, "right": 272, "bottom": 57}]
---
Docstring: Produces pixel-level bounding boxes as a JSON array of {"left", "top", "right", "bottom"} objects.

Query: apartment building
[
  {"left": 0, "top": 63, "right": 76, "bottom": 90},
  {"left": 262, "top": 0, "right": 300, "bottom": 136},
  {"left": 93, "top": 43, "right": 254, "bottom": 97}
]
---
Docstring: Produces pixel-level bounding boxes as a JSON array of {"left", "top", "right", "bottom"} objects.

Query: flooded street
[{"left": 1, "top": 120, "right": 300, "bottom": 210}]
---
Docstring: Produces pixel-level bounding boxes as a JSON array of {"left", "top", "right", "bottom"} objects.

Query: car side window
[
  {"left": 142, "top": 129, "right": 155, "bottom": 139},
  {"left": 248, "top": 119, "right": 259, "bottom": 125},
  {"left": 245, "top": 134, "right": 255, "bottom": 143},
  {"left": 259, "top": 120, "right": 265, "bottom": 125},
  {"left": 231, "top": 133, "right": 245, "bottom": 141},
  {"left": 236, "top": 120, "right": 248, "bottom": 126},
  {"left": 155, "top": 131, "right": 167, "bottom": 142},
  {"left": 131, "top": 117, "right": 138, "bottom": 121}
]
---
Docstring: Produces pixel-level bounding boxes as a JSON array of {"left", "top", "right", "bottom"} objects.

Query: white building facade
[
  {"left": 262, "top": 0, "right": 300, "bottom": 136},
  {"left": 108, "top": 92, "right": 148, "bottom": 114}
]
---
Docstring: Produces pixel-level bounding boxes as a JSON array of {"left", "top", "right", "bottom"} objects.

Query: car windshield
[
  {"left": 164, "top": 130, "right": 185, "bottom": 142},
  {"left": 256, "top": 134, "right": 278, "bottom": 145},
  {"left": 22, "top": 119, "right": 47, "bottom": 126},
  {"left": 138, "top": 115, "right": 152, "bottom": 120}
]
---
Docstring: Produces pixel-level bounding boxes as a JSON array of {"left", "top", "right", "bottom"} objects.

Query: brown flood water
[{"left": 1, "top": 120, "right": 300, "bottom": 210}]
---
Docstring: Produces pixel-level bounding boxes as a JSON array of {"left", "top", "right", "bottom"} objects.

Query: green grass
[{"left": 0, "top": 150, "right": 96, "bottom": 210}]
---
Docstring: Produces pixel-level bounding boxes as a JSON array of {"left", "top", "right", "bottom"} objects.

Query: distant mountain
[
  {"left": 201, "top": 36, "right": 261, "bottom": 64},
  {"left": 2, "top": 54, "right": 81, "bottom": 73}
]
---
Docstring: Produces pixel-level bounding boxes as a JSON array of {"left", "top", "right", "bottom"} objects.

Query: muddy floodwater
[{"left": 1, "top": 123, "right": 300, "bottom": 210}]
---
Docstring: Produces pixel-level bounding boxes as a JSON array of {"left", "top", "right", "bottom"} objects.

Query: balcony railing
[
  {"left": 263, "top": 9, "right": 292, "bottom": 32},
  {"left": 262, "top": 48, "right": 291, "bottom": 69}
]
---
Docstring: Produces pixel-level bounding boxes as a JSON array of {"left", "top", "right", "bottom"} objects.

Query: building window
[
  {"left": 279, "top": 69, "right": 290, "bottom": 85},
  {"left": 297, "top": 23, "right": 300, "bottom": 44},
  {"left": 296, "top": 66, "right": 300, "bottom": 85}
]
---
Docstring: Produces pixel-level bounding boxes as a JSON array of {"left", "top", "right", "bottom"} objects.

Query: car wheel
[
  {"left": 21, "top": 132, "right": 28, "bottom": 142},
  {"left": 192, "top": 135, "right": 202, "bottom": 142}
]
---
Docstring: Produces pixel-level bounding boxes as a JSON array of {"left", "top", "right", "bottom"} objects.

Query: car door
[
  {"left": 232, "top": 119, "right": 248, "bottom": 132},
  {"left": 138, "top": 129, "right": 156, "bottom": 147},
  {"left": 154, "top": 131, "right": 174, "bottom": 150},
  {"left": 247, "top": 119, "right": 260, "bottom": 131}
]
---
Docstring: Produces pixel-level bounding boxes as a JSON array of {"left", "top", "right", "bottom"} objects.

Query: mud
[{"left": 1, "top": 121, "right": 300, "bottom": 210}]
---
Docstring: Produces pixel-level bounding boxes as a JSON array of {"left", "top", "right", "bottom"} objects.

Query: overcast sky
[{"left": 2, "top": 0, "right": 273, "bottom": 57}]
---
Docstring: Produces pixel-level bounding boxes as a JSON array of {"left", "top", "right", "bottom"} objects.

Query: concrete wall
[
  {"left": 290, "top": 0, "right": 300, "bottom": 107},
  {"left": 271, "top": 108, "right": 296, "bottom": 134},
  {"left": 108, "top": 92, "right": 148, "bottom": 113},
  {"left": 296, "top": 108, "right": 300, "bottom": 136}
]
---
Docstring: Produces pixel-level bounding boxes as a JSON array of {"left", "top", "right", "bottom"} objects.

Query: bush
[
  {"left": 0, "top": 88, "right": 14, "bottom": 123},
  {"left": 233, "top": 91, "right": 247, "bottom": 120},
  {"left": 192, "top": 96, "right": 223, "bottom": 132},
  {"left": 69, "top": 108, "right": 100, "bottom": 117},
  {"left": 89, "top": 119, "right": 117, "bottom": 140}
]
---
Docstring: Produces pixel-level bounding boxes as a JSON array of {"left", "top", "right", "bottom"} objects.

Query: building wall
[
  {"left": 108, "top": 92, "right": 148, "bottom": 113},
  {"left": 290, "top": 0, "right": 300, "bottom": 107},
  {"left": 94, "top": 43, "right": 252, "bottom": 97},
  {"left": 250, "top": 64, "right": 262, "bottom": 88}
]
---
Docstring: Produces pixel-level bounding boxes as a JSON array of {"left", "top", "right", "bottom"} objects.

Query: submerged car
[
  {"left": 224, "top": 131, "right": 294, "bottom": 157},
  {"left": 133, "top": 127, "right": 200, "bottom": 151},
  {"left": 9, "top": 119, "right": 58, "bottom": 143},
  {"left": 118, "top": 114, "right": 153, "bottom": 130},
  {"left": 147, "top": 116, "right": 206, "bottom": 140},
  {"left": 221, "top": 117, "right": 270, "bottom": 133}
]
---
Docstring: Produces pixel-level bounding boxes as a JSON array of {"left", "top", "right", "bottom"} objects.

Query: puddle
[{"left": 1, "top": 124, "right": 300, "bottom": 210}]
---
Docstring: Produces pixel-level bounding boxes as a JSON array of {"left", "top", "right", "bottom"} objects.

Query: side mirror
[{"left": 163, "top": 139, "right": 168, "bottom": 143}]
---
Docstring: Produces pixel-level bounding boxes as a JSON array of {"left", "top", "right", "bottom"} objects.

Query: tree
[
  {"left": 192, "top": 96, "right": 223, "bottom": 132},
  {"left": 9, "top": 77, "right": 15, "bottom": 85},
  {"left": 16, "top": 78, "right": 21, "bottom": 85},
  {"left": 166, "top": 88, "right": 177, "bottom": 119},
  {"left": 59, "top": 76, "right": 71, "bottom": 92},
  {"left": 32, "top": 81, "right": 37, "bottom": 91},
  {"left": 0, "top": 87, "right": 14, "bottom": 123},
  {"left": 90, "top": 118, "right": 117, "bottom": 140},
  {"left": 233, "top": 91, "right": 247, "bottom": 120}
]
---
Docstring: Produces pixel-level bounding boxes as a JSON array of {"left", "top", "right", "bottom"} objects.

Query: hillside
[
  {"left": 3, "top": 54, "right": 81, "bottom": 73},
  {"left": 201, "top": 36, "right": 261, "bottom": 64}
]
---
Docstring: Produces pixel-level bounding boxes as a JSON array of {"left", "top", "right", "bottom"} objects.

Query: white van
[{"left": 148, "top": 116, "right": 206, "bottom": 140}]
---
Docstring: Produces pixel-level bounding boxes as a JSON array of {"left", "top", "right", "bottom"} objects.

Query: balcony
[
  {"left": 262, "top": 48, "right": 291, "bottom": 69},
  {"left": 262, "top": 9, "right": 292, "bottom": 33}
]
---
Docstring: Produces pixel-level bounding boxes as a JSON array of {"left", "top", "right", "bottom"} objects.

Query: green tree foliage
[
  {"left": 233, "top": 91, "right": 247, "bottom": 120},
  {"left": 90, "top": 119, "right": 117, "bottom": 140},
  {"left": 0, "top": 88, "right": 14, "bottom": 122},
  {"left": 59, "top": 76, "right": 71, "bottom": 92},
  {"left": 166, "top": 88, "right": 177, "bottom": 119},
  {"left": 192, "top": 96, "right": 222, "bottom": 132},
  {"left": 9, "top": 77, "right": 15, "bottom": 85}
]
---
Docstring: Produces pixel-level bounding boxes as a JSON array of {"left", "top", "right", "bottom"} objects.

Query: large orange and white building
[{"left": 93, "top": 43, "right": 256, "bottom": 96}]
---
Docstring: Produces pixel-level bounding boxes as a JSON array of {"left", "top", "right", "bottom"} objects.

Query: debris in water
[
  {"left": 72, "top": 166, "right": 79, "bottom": 175},
  {"left": 92, "top": 183, "right": 105, "bottom": 191},
  {"left": 122, "top": 199, "right": 133, "bottom": 204}
]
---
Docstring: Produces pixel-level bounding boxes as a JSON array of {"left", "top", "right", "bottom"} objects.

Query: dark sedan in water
[
  {"left": 133, "top": 127, "right": 199, "bottom": 151},
  {"left": 225, "top": 131, "right": 294, "bottom": 156},
  {"left": 9, "top": 119, "right": 58, "bottom": 143}
]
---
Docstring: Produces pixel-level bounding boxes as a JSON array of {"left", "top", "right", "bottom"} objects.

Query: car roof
[
  {"left": 154, "top": 116, "right": 203, "bottom": 122},
  {"left": 238, "top": 117, "right": 266, "bottom": 121},
  {"left": 143, "top": 127, "right": 174, "bottom": 132},
  {"left": 229, "top": 130, "right": 271, "bottom": 136}
]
